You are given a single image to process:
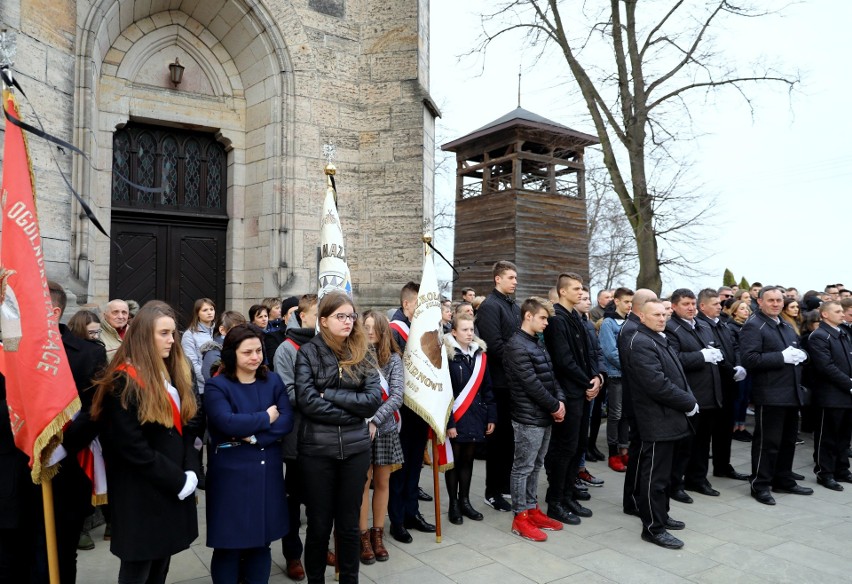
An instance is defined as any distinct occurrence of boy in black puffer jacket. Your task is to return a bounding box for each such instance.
[503,297,566,542]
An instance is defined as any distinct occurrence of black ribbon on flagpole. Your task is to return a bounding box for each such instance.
[1,65,164,245]
[424,239,461,282]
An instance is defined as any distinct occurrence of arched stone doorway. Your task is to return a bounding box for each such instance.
[71,0,301,311]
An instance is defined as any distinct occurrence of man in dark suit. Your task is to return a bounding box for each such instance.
[696,288,750,482]
[623,300,698,550]
[740,286,812,505]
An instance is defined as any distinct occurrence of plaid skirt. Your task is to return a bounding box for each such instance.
[372,427,404,470]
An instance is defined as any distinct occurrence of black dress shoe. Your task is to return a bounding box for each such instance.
[751,489,776,505]
[404,513,436,532]
[772,484,814,496]
[588,445,606,461]
[585,449,602,462]
[641,530,684,550]
[665,517,686,531]
[547,502,581,525]
[685,483,720,497]
[817,476,844,492]
[389,523,412,543]
[563,498,593,518]
[713,468,749,481]
[448,501,463,525]
[573,488,591,501]
[459,498,483,521]
[835,472,852,483]
[670,489,693,504]
[791,471,805,481]
[417,487,433,502]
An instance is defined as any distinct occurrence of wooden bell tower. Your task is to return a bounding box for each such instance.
[441,108,599,299]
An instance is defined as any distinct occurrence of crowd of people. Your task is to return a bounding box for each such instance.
[1,271,850,583]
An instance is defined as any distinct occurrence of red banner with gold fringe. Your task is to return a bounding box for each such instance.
[1,89,80,483]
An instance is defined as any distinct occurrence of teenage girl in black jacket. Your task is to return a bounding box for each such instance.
[294,291,382,584]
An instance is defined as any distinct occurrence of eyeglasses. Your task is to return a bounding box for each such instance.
[331,313,358,323]
[88,329,102,338]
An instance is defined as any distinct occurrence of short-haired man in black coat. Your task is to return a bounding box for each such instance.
[623,300,698,550]
[542,273,603,525]
[808,301,852,491]
[740,286,812,505]
[665,288,724,502]
[476,260,522,512]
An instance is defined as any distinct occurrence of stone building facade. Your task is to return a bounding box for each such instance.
[0,0,436,318]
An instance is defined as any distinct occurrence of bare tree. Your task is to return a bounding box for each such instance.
[475,1,797,293]
[585,164,637,290]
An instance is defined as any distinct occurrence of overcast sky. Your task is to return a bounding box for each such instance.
[429,1,851,295]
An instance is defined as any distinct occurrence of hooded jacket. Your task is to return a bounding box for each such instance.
[444,334,496,442]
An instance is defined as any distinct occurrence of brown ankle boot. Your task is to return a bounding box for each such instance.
[370,527,389,561]
[359,530,376,565]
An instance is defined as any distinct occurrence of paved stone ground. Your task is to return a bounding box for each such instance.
[78,428,852,583]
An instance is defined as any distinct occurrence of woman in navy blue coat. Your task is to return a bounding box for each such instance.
[444,313,496,524]
[204,324,294,584]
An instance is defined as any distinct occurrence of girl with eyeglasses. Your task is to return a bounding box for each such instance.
[68,309,104,344]
[294,291,383,584]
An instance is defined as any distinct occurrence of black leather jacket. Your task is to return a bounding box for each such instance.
[504,330,564,426]
[294,336,383,459]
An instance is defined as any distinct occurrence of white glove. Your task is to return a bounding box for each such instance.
[686,403,700,417]
[733,366,747,382]
[178,471,198,500]
[792,348,807,364]
[701,347,724,364]
[47,445,67,466]
[782,346,799,364]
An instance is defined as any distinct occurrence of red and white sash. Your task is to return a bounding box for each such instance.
[77,437,108,505]
[431,427,454,471]
[389,320,409,342]
[452,352,487,423]
[378,370,402,431]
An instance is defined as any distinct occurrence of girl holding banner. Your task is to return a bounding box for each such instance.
[443,313,496,525]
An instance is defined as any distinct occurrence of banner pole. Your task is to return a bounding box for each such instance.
[41,478,60,584]
[432,439,442,543]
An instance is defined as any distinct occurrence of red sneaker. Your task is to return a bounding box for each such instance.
[511,511,548,542]
[608,455,626,472]
[529,506,563,531]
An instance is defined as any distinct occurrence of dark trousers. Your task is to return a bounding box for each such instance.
[668,434,692,493]
[118,558,170,584]
[622,417,642,513]
[388,407,428,525]
[685,409,718,487]
[281,458,304,561]
[751,405,799,492]
[211,547,272,584]
[544,395,589,504]
[637,440,676,536]
[485,386,514,495]
[814,408,852,478]
[712,384,737,473]
[301,449,371,584]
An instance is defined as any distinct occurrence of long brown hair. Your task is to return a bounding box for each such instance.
[362,309,400,368]
[67,310,101,340]
[92,301,197,426]
[318,292,372,374]
[186,297,215,332]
